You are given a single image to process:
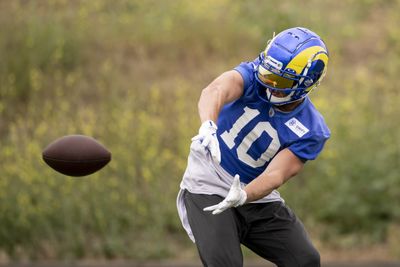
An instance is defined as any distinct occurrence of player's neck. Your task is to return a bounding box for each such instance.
[274,98,304,112]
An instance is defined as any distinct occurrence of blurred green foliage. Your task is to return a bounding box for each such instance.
[0,0,399,260]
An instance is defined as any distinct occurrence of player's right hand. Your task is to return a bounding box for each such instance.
[191,120,221,163]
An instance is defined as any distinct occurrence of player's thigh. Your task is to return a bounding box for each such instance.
[242,202,320,267]
[183,190,243,267]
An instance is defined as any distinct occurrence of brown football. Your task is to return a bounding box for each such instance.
[42,135,111,177]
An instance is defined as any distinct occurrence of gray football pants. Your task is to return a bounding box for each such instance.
[183,190,320,267]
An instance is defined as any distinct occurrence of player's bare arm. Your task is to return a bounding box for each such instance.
[198,70,244,123]
[244,148,304,202]
[203,148,304,214]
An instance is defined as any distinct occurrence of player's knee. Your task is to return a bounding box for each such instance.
[200,243,242,267]
[298,247,320,267]
[207,255,242,267]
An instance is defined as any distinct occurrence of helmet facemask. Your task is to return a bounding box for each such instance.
[255,52,318,105]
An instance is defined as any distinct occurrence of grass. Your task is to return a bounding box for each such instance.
[0,0,399,260]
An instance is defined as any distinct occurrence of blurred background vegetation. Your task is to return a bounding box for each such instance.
[0,0,399,262]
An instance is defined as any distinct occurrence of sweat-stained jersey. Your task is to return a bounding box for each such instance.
[177,59,330,242]
[218,59,331,184]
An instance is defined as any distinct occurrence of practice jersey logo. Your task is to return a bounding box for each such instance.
[285,118,309,137]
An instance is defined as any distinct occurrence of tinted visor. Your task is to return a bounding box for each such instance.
[257,64,295,90]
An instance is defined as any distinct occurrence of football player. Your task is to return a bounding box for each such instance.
[177,27,330,267]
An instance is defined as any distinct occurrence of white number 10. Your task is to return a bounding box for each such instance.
[220,107,281,168]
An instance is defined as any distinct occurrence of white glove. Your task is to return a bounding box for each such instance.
[191,120,221,163]
[203,175,247,215]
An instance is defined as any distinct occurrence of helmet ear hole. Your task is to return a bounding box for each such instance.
[307,59,326,85]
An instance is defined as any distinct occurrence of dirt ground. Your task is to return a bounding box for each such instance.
[1,260,400,267]
[2,246,399,267]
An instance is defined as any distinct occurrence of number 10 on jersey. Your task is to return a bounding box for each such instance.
[220,107,281,168]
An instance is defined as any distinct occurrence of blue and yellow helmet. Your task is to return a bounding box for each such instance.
[255,27,329,105]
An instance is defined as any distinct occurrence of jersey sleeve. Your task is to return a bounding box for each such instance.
[288,132,330,162]
[234,59,257,97]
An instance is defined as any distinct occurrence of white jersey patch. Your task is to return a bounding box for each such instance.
[285,118,309,138]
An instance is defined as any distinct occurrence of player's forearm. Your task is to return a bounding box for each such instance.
[244,170,287,202]
[198,86,224,123]
[243,148,303,202]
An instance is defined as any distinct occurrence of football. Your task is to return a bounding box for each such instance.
[42,135,111,177]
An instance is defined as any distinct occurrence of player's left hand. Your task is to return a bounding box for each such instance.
[203,174,247,215]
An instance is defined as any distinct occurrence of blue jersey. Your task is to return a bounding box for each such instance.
[217,60,331,184]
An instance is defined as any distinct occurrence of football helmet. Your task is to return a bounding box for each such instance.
[254,27,329,105]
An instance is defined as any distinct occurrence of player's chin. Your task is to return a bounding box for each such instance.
[269,89,288,98]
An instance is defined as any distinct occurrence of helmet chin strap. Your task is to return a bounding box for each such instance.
[266,89,295,105]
